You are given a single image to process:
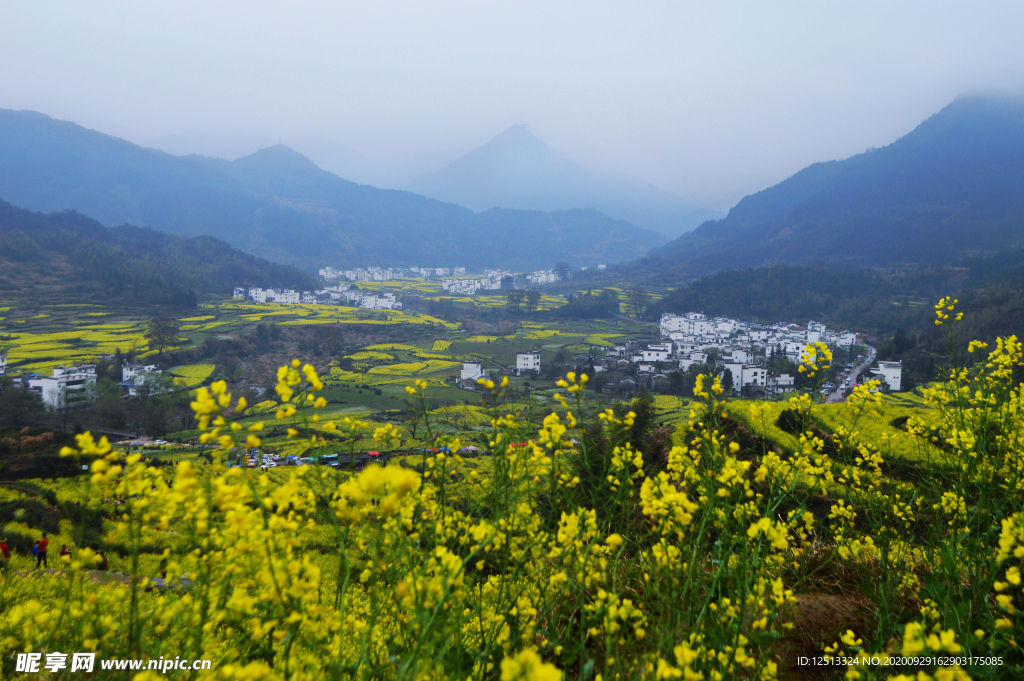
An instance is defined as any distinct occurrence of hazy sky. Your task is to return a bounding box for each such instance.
[2,1,1023,210]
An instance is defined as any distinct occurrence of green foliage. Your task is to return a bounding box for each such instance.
[144,316,180,356]
[0,376,47,428]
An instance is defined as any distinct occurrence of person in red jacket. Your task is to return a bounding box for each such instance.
[0,536,10,574]
[36,532,49,569]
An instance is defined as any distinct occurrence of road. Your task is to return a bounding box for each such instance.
[824,345,876,403]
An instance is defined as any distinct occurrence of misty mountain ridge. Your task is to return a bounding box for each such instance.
[410,125,721,238]
[0,198,316,307]
[0,109,665,270]
[644,94,1024,278]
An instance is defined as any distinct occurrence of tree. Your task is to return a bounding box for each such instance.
[626,286,647,318]
[0,375,47,428]
[145,316,180,357]
[721,368,734,393]
[524,289,541,312]
[613,385,656,451]
[599,288,619,314]
[506,288,526,311]
[667,370,685,396]
[554,262,571,281]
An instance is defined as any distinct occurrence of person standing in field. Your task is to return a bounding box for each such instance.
[0,536,10,574]
[36,532,49,568]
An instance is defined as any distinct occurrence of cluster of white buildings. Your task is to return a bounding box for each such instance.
[234,287,402,310]
[320,264,567,297]
[598,311,893,395]
[13,361,168,409]
[525,270,559,285]
[319,266,467,282]
[630,311,901,394]
[441,270,512,296]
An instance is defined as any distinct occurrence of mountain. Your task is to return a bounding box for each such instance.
[0,110,664,270]
[647,95,1024,278]
[0,198,316,307]
[410,125,720,238]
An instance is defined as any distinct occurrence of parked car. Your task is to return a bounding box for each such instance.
[154,440,168,445]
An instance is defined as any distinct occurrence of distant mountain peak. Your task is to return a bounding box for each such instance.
[0,108,662,270]
[233,145,320,172]
[409,125,720,236]
[460,124,558,165]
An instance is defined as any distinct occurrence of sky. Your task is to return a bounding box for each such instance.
[2,1,1023,211]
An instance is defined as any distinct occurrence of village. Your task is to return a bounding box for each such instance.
[311,264,591,297]
[0,306,901,413]
[232,286,403,310]
[458,311,900,399]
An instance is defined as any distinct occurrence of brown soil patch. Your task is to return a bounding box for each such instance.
[776,591,873,680]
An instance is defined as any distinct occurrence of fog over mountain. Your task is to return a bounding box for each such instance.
[0,109,665,271]
[410,126,721,238]
[641,95,1024,278]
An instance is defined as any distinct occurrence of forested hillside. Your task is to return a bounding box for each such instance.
[0,199,316,307]
[651,255,1024,335]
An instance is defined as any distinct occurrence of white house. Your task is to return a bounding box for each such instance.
[641,342,673,363]
[460,361,485,382]
[122,363,159,383]
[28,364,97,409]
[720,362,745,392]
[660,312,713,338]
[740,365,768,390]
[836,331,858,348]
[871,361,902,391]
[783,341,805,362]
[678,356,699,371]
[0,351,7,375]
[232,287,247,299]
[768,373,796,394]
[121,363,164,397]
[516,351,541,375]
[725,348,751,364]
[608,343,628,358]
